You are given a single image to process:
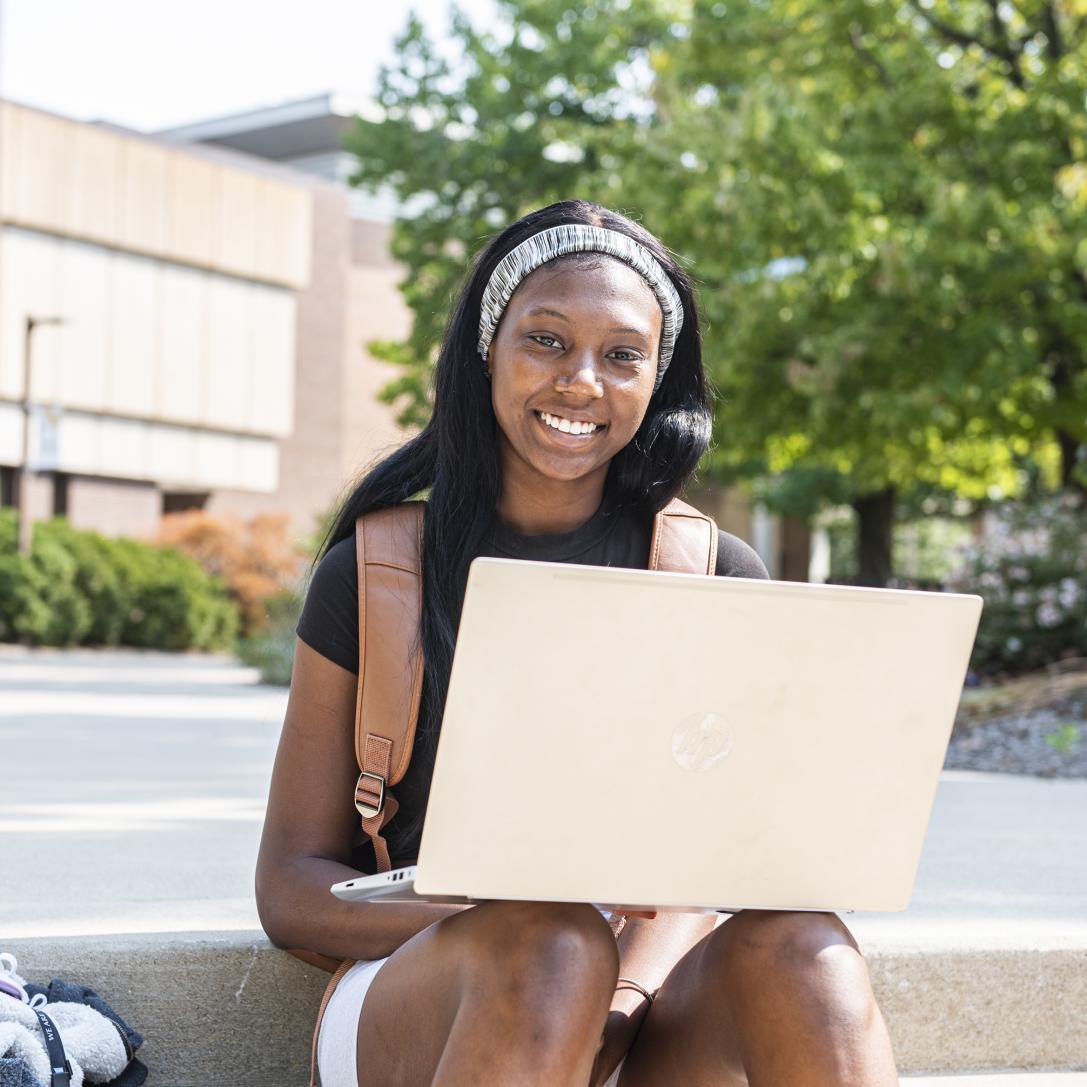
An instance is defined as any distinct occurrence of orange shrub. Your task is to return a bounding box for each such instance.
[157,511,306,637]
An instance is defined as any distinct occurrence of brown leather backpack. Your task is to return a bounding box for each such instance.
[301,497,719,1084]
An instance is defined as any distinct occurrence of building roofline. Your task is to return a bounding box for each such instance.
[0,95,344,193]
[154,91,379,141]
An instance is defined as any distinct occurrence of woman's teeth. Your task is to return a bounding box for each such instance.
[538,411,600,436]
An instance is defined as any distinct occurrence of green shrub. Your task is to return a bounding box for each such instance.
[235,588,302,686]
[36,519,128,645]
[0,511,238,652]
[112,540,238,651]
[0,512,91,646]
[0,510,47,643]
[30,521,93,646]
[948,493,1087,676]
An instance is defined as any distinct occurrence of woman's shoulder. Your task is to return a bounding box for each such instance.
[307,533,359,599]
[295,534,360,674]
[714,529,770,580]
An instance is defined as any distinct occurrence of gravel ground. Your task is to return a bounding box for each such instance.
[945,699,1087,778]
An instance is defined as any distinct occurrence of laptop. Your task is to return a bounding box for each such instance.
[332,557,982,913]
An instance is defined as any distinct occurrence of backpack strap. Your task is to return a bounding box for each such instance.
[353,501,426,873]
[649,497,718,574]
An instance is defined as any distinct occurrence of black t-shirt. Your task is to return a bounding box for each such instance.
[295,497,769,867]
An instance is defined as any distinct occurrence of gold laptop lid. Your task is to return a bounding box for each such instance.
[415,559,982,913]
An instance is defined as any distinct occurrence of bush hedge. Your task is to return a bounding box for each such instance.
[234,589,303,686]
[156,510,305,638]
[0,511,237,651]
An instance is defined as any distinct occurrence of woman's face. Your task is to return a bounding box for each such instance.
[487,256,663,493]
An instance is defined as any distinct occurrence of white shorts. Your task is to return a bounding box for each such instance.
[316,956,626,1087]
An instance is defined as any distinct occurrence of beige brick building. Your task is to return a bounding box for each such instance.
[0,95,404,546]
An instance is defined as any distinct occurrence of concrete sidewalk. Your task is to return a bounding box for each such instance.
[1,647,282,939]
[3,646,1086,1082]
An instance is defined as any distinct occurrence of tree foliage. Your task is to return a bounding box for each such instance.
[668,0,1087,504]
[347,2,674,427]
[346,0,1087,576]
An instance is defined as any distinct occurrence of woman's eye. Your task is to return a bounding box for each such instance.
[529,334,562,349]
[609,350,643,363]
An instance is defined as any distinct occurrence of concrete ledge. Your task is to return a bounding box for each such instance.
[903,1078,1087,1085]
[6,931,1086,1084]
[867,946,1087,1073]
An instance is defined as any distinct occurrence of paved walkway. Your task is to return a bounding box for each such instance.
[2,646,1086,954]
[2,648,283,938]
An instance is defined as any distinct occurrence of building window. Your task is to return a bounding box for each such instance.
[162,491,210,515]
[53,473,70,517]
[0,467,15,508]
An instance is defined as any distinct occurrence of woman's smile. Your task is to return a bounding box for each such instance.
[532,409,608,442]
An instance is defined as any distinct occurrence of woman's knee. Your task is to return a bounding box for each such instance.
[720,909,859,959]
[705,910,877,1025]
[446,900,619,1002]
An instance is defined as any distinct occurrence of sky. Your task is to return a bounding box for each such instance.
[0,0,495,131]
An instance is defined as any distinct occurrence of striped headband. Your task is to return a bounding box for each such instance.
[477,224,684,391]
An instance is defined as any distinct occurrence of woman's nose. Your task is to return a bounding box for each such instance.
[557,351,604,397]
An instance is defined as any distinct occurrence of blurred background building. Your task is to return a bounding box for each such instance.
[0,94,405,545]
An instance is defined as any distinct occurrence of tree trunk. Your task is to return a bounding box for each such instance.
[852,486,896,587]
[779,515,812,582]
[1044,330,1085,495]
[1057,428,1086,495]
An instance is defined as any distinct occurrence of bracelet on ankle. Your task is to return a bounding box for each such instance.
[615,978,654,1005]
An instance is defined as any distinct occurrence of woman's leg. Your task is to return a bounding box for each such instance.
[617,910,898,1087]
[352,900,620,1087]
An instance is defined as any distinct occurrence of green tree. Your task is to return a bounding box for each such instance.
[663,0,1087,582]
[347,3,672,428]
[348,0,1087,583]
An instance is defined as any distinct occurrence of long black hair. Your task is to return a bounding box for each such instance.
[315,199,712,840]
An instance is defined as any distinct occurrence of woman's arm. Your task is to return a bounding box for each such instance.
[255,638,467,962]
[592,912,719,1086]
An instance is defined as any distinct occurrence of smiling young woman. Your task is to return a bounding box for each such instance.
[255,201,899,1087]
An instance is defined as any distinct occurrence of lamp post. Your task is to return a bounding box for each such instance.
[18,315,67,556]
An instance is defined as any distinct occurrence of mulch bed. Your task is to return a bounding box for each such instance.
[945,659,1087,779]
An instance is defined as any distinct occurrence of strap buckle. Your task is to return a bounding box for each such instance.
[33,1008,72,1087]
[354,771,386,820]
